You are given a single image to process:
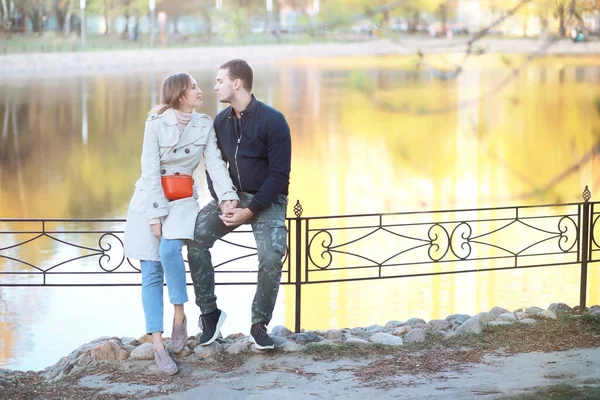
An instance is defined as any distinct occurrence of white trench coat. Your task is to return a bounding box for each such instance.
[124,108,238,261]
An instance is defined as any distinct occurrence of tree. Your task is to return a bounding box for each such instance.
[12,0,48,34]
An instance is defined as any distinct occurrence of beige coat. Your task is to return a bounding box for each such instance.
[124,108,238,261]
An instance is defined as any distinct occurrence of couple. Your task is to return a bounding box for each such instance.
[123,59,291,375]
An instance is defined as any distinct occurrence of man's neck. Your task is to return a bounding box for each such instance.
[231,93,253,118]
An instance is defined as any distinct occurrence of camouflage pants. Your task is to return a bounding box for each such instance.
[187,192,288,325]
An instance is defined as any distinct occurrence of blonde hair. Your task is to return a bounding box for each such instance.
[149,72,192,115]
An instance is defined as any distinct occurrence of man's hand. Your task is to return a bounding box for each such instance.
[219,200,239,217]
[150,223,162,240]
[219,208,253,227]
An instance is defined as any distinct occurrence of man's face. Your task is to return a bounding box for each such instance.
[214,68,235,103]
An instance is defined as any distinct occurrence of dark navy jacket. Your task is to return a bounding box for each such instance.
[207,96,291,215]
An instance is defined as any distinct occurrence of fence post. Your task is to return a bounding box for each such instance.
[293,200,303,333]
[580,186,592,311]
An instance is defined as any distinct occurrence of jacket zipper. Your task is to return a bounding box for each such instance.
[234,116,244,192]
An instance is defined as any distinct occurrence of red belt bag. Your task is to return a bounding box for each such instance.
[160,174,193,201]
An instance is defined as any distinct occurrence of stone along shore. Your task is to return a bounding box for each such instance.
[26,301,599,381]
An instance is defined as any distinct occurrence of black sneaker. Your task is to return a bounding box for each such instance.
[199,309,227,346]
[250,323,274,350]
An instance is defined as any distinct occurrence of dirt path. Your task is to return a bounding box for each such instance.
[59,347,600,400]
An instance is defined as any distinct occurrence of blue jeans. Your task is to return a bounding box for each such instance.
[141,238,189,334]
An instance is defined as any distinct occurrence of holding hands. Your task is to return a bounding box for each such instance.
[219,200,253,227]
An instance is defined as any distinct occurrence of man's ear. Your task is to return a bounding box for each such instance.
[233,78,242,91]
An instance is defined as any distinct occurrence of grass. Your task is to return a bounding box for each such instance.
[0,31,345,55]
[504,383,600,399]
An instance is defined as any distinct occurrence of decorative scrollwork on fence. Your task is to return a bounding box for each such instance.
[308,230,333,270]
[450,222,473,260]
[557,216,578,253]
[428,224,450,261]
[98,233,126,272]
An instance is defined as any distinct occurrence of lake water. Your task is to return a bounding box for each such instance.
[1,53,600,371]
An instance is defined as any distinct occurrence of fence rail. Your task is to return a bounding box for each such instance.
[1,187,597,332]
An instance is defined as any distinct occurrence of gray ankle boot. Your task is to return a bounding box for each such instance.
[154,349,178,375]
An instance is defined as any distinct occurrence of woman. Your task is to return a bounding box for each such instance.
[124,72,238,375]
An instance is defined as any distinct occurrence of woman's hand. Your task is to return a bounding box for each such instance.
[150,223,162,240]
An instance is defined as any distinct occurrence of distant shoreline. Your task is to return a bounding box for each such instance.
[1,38,599,78]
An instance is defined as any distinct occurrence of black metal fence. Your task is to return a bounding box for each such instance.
[1,187,598,332]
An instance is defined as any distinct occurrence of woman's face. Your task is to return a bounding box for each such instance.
[180,77,203,110]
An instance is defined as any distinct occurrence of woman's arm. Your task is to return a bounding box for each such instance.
[203,124,239,204]
[140,119,169,221]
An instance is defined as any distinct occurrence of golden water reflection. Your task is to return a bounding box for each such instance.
[1,54,600,369]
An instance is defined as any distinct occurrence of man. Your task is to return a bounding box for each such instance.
[187,59,291,350]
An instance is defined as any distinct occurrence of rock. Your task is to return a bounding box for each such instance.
[345,337,371,346]
[474,312,496,323]
[366,324,385,333]
[405,318,426,326]
[129,343,155,360]
[384,320,404,331]
[413,323,427,329]
[226,342,250,355]
[272,336,288,347]
[137,334,153,344]
[454,318,485,335]
[123,345,136,353]
[288,332,321,345]
[548,303,572,315]
[490,306,511,317]
[369,333,403,346]
[76,354,93,367]
[428,319,452,330]
[324,329,343,340]
[175,348,193,358]
[194,342,224,359]
[271,325,293,337]
[224,333,245,342]
[280,342,304,352]
[120,337,139,346]
[89,336,111,344]
[589,309,600,316]
[403,328,426,343]
[392,326,412,336]
[525,306,544,316]
[486,321,512,326]
[519,318,536,325]
[540,309,557,320]
[447,314,471,325]
[515,312,527,320]
[187,339,198,349]
[497,313,517,322]
[90,342,129,361]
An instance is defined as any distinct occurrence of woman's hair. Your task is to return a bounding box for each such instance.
[149,72,192,115]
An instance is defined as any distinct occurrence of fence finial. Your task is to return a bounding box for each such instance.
[583,186,591,202]
[293,200,303,217]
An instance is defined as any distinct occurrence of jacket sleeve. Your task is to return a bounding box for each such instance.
[247,113,291,214]
[204,122,239,203]
[141,119,169,220]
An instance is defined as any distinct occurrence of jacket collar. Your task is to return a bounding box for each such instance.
[227,95,258,119]
[162,108,204,126]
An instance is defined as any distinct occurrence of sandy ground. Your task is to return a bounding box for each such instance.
[63,347,600,400]
[1,38,599,78]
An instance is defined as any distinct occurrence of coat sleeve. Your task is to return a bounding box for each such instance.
[203,121,239,204]
[141,119,169,220]
[246,113,291,215]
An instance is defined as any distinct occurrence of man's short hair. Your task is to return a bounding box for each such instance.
[219,59,253,92]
